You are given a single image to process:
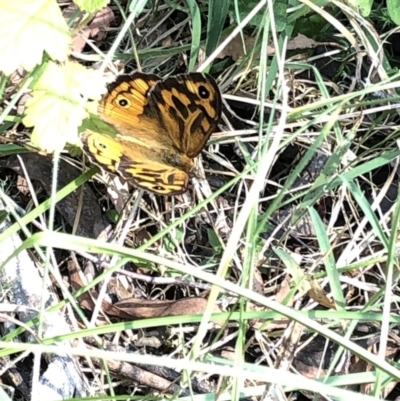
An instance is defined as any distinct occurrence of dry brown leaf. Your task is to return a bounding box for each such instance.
[114,297,219,318]
[212,33,321,62]
[68,260,221,319]
[213,33,256,61]
[307,278,336,310]
[63,3,115,53]
[275,274,293,305]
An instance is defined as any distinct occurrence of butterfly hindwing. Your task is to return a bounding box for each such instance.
[81,131,190,195]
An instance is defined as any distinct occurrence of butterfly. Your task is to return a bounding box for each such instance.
[81,72,222,195]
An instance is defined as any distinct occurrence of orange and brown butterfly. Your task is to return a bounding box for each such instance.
[80,72,222,195]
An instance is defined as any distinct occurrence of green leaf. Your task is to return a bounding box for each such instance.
[206,0,230,56]
[129,0,150,13]
[346,0,373,16]
[80,114,119,137]
[273,247,310,294]
[0,0,71,75]
[230,0,264,27]
[0,144,29,156]
[274,0,288,32]
[106,209,119,224]
[388,0,400,25]
[186,0,202,72]
[207,228,223,253]
[0,210,9,225]
[0,122,15,134]
[73,0,110,13]
[293,13,328,40]
[164,228,184,251]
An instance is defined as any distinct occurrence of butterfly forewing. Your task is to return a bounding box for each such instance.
[100,73,161,132]
[148,73,222,158]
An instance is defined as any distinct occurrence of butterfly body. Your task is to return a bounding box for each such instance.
[81,72,221,195]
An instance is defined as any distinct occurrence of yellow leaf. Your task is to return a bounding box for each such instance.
[22,61,107,153]
[73,0,110,13]
[0,0,71,75]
